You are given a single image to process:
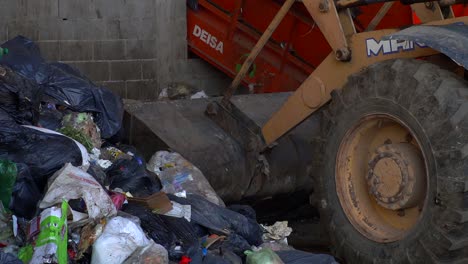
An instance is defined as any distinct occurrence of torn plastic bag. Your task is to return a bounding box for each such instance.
[122,240,169,264]
[148,151,224,207]
[122,203,199,256]
[1,36,124,138]
[40,164,116,220]
[245,248,284,264]
[0,110,87,193]
[91,216,150,264]
[9,163,42,219]
[170,194,263,247]
[276,250,338,264]
[0,251,23,264]
[106,158,161,197]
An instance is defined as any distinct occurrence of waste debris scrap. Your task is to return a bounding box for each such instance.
[0,36,337,264]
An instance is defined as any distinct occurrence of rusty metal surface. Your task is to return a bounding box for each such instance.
[124,93,321,202]
[387,23,468,69]
[124,98,247,202]
[206,99,266,192]
[367,143,426,210]
[335,114,427,243]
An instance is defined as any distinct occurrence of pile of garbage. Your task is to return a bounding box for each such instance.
[0,36,338,264]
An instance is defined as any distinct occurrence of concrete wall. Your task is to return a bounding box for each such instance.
[0,0,229,100]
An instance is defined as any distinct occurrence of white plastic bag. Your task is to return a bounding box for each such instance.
[147,151,224,207]
[91,216,150,264]
[40,163,117,219]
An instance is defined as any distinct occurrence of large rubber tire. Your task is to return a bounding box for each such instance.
[320,59,468,263]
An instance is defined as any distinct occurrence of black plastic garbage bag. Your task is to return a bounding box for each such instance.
[9,163,42,219]
[187,240,243,264]
[0,65,43,125]
[159,215,201,247]
[0,36,124,138]
[276,250,338,264]
[0,109,84,192]
[122,203,199,260]
[0,250,23,264]
[87,163,108,187]
[223,233,252,256]
[227,205,257,220]
[1,128,84,191]
[105,158,161,197]
[170,194,263,247]
[37,102,64,130]
[44,62,123,138]
[0,36,45,83]
[200,252,236,264]
[122,203,176,249]
[116,144,146,165]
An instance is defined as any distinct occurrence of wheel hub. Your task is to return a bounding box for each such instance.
[336,114,429,242]
[367,143,425,210]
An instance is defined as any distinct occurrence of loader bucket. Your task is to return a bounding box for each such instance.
[123,93,322,202]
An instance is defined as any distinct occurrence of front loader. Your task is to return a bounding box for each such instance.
[126,0,468,262]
